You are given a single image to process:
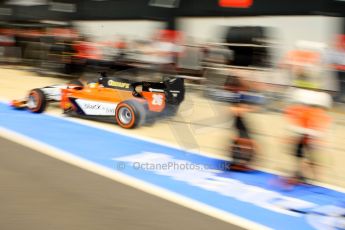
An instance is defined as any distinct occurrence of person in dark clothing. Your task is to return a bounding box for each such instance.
[293,134,314,183]
[229,103,256,171]
[234,113,250,139]
[336,71,345,103]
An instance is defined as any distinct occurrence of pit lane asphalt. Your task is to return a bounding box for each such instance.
[0,137,244,230]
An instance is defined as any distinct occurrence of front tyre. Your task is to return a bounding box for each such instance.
[27,88,47,113]
[115,100,146,129]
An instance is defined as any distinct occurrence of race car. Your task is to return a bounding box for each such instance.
[11,72,185,129]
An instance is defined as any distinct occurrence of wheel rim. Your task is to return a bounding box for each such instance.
[118,107,133,125]
[27,95,38,109]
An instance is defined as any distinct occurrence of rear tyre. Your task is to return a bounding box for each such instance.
[115,100,146,129]
[27,88,47,113]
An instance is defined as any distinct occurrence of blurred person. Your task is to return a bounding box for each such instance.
[73,36,102,63]
[284,89,332,185]
[280,40,326,90]
[327,35,345,103]
[0,28,15,47]
[72,35,108,75]
[227,70,260,171]
[99,36,128,62]
[144,30,183,76]
[46,35,78,75]
[229,102,256,171]
[114,36,128,61]
[0,28,15,62]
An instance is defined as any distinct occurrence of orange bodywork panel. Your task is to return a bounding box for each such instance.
[61,85,166,113]
[141,91,166,112]
[61,86,133,110]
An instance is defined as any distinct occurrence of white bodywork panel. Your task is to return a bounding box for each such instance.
[75,99,117,116]
[40,84,68,101]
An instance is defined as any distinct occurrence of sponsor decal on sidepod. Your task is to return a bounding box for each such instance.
[76,99,116,116]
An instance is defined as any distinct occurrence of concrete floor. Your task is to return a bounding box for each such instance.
[0,137,242,230]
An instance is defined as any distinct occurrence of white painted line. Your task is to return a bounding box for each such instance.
[0,127,271,230]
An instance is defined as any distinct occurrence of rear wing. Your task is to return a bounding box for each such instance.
[141,78,185,105]
[98,72,185,105]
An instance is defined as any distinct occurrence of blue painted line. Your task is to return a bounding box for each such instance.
[1,103,345,230]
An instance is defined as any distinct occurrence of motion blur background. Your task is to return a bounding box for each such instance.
[0,0,344,93]
[2,0,345,229]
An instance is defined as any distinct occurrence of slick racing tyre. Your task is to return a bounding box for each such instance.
[115,100,146,129]
[27,88,47,113]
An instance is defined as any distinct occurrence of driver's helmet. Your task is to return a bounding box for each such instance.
[88,82,99,88]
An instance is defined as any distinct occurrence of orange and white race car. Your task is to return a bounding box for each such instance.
[11,72,185,129]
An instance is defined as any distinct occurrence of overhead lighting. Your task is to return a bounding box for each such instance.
[40,20,69,25]
[5,0,48,6]
[219,0,253,8]
[149,0,180,8]
[50,1,76,13]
